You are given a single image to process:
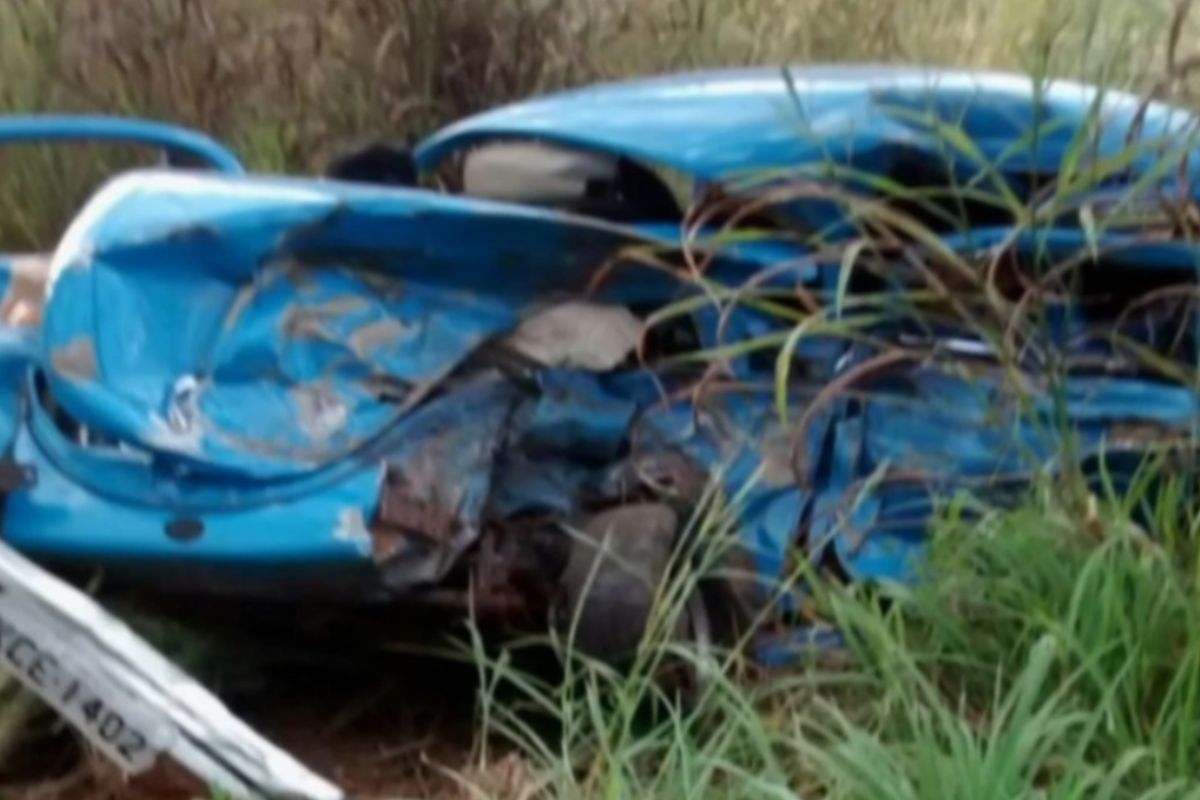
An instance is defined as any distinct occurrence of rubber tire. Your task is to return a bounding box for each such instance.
[556,503,678,660]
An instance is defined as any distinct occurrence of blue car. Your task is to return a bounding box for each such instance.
[1,66,1198,662]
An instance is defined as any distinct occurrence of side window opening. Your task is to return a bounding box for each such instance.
[457,139,683,223]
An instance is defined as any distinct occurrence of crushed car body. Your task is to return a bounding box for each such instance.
[1,66,1199,670]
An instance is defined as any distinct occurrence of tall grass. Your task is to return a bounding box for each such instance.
[457,469,1200,798]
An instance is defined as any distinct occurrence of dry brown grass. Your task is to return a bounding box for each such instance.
[1,0,1195,249]
[6,0,1196,155]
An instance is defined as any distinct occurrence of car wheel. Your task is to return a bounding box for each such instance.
[555,502,679,660]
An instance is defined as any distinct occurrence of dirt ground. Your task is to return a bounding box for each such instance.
[3,658,489,799]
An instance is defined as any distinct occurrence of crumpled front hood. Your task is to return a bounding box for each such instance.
[37,170,806,483]
[40,172,630,480]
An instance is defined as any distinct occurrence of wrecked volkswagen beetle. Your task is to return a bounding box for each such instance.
[2,67,1200,666]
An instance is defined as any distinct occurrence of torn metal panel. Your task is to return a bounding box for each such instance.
[633,386,835,606]
[0,539,341,800]
[802,357,1200,583]
[371,375,520,587]
[37,169,814,489]
[520,371,638,460]
[38,172,658,481]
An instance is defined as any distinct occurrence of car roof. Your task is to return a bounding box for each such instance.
[415,65,1198,183]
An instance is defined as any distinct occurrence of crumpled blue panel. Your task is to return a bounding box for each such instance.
[488,452,597,517]
[490,371,665,516]
[857,369,1062,476]
[488,374,664,518]
[520,371,638,461]
[39,173,642,481]
[43,175,347,478]
[810,364,1200,582]
[371,375,521,586]
[198,262,515,469]
[41,171,826,485]
[636,386,834,602]
[830,487,932,585]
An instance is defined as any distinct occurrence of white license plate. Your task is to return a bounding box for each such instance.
[0,540,342,800]
[0,601,169,773]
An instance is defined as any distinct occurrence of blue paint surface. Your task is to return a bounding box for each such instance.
[0,115,243,174]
